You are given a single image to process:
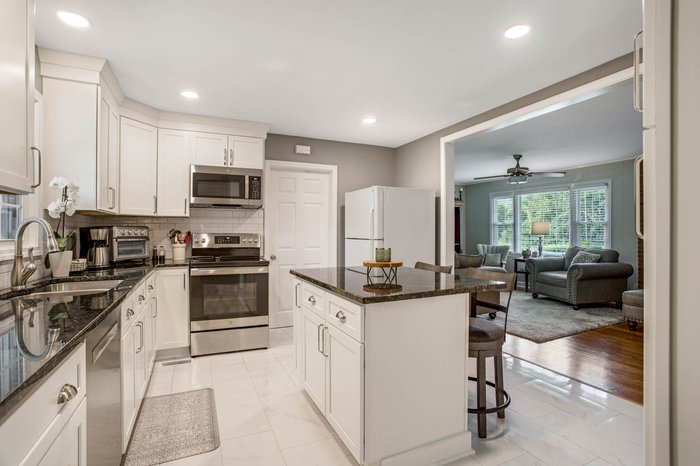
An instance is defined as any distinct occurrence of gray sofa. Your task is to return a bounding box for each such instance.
[525,246,634,309]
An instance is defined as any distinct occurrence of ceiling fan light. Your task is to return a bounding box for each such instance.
[507,175,529,185]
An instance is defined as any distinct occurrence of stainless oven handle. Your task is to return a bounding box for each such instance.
[190,267,269,276]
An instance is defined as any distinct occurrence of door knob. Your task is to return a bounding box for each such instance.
[270,255,277,260]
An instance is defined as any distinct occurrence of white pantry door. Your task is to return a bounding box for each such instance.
[266,162,337,328]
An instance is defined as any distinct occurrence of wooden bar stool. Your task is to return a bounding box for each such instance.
[461,269,516,438]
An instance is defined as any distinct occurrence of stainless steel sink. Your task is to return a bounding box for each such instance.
[24,280,124,298]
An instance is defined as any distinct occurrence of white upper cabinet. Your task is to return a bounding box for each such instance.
[97,93,120,213]
[192,132,229,167]
[157,129,191,217]
[0,0,36,194]
[229,135,264,169]
[120,117,158,216]
[42,77,121,214]
[191,132,264,169]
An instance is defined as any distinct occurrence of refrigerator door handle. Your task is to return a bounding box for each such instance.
[369,206,375,260]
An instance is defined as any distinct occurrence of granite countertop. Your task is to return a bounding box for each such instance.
[290,266,506,305]
[0,259,190,422]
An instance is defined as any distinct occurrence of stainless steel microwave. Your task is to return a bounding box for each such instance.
[190,165,263,208]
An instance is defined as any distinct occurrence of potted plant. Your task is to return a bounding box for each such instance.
[522,248,531,259]
[45,177,79,277]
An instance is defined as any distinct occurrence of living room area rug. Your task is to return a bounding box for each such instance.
[493,291,625,343]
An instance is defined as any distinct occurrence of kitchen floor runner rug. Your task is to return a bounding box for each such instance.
[124,388,220,466]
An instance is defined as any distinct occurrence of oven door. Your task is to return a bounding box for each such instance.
[189,266,269,331]
[112,238,149,261]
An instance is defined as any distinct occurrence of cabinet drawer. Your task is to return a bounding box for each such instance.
[301,282,326,317]
[0,343,86,466]
[327,293,363,342]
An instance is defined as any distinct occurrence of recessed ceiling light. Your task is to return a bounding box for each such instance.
[362,117,377,125]
[56,10,91,28]
[180,90,199,99]
[504,24,530,39]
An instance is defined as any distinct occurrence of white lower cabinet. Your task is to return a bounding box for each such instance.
[326,325,364,461]
[0,343,87,466]
[300,294,364,464]
[36,398,87,466]
[156,267,189,350]
[302,307,327,411]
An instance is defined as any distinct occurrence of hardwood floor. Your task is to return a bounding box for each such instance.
[503,323,644,404]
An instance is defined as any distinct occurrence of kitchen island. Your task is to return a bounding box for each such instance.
[290,266,505,466]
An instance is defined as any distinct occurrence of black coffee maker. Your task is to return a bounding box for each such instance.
[79,227,111,268]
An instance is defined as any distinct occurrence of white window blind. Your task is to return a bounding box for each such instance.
[0,194,23,240]
[518,190,570,253]
[574,185,609,249]
[492,195,514,249]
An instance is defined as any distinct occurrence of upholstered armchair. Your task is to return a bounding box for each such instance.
[476,244,510,267]
[525,246,634,309]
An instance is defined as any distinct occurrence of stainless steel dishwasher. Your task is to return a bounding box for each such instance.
[85,306,122,465]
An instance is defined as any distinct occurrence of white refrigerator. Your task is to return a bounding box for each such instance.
[344,186,435,267]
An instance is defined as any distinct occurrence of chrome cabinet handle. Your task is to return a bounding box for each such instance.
[148,285,154,291]
[335,311,346,323]
[30,146,42,188]
[322,326,329,357]
[135,322,144,353]
[57,384,78,405]
[634,155,644,239]
[295,283,300,307]
[229,148,233,166]
[308,296,316,305]
[633,30,643,112]
[184,198,188,215]
[153,298,158,318]
[224,147,228,165]
[270,255,277,260]
[126,308,134,317]
[109,187,116,209]
[138,295,145,302]
[317,323,324,354]
[153,195,157,215]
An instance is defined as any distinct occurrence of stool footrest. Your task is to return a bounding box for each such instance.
[467,376,511,415]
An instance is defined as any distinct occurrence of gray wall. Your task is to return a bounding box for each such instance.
[265,133,395,265]
[673,0,700,463]
[460,160,638,286]
[393,54,634,193]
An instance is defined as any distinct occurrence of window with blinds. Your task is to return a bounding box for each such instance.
[518,190,570,253]
[0,194,23,240]
[492,195,514,248]
[574,185,609,249]
[490,182,610,253]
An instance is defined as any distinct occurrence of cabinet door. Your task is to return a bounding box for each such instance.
[326,326,364,462]
[121,324,136,450]
[229,136,264,169]
[157,129,191,216]
[97,95,120,213]
[156,268,190,350]
[0,0,35,194]
[302,309,326,412]
[120,117,157,215]
[293,279,304,378]
[134,318,147,403]
[35,398,87,466]
[192,132,228,167]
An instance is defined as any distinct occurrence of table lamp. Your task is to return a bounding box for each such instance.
[531,221,550,256]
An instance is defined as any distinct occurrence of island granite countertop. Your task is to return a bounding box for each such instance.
[0,259,190,422]
[290,266,505,305]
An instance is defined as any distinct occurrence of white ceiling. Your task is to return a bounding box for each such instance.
[453,80,643,184]
[36,0,642,148]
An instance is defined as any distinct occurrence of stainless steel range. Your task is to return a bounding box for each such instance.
[189,233,269,356]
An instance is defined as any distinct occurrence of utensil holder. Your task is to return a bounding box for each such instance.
[172,243,186,261]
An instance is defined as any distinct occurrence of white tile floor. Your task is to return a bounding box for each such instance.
[146,328,643,466]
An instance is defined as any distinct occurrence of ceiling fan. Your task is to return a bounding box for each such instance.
[474,154,566,184]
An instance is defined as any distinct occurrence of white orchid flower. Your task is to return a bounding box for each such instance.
[47,200,63,218]
[64,200,77,216]
[49,176,69,189]
[68,181,80,193]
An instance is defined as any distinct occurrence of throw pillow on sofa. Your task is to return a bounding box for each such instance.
[483,253,502,267]
[456,254,483,268]
[569,251,601,266]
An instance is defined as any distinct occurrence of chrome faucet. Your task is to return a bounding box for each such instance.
[11,216,60,291]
